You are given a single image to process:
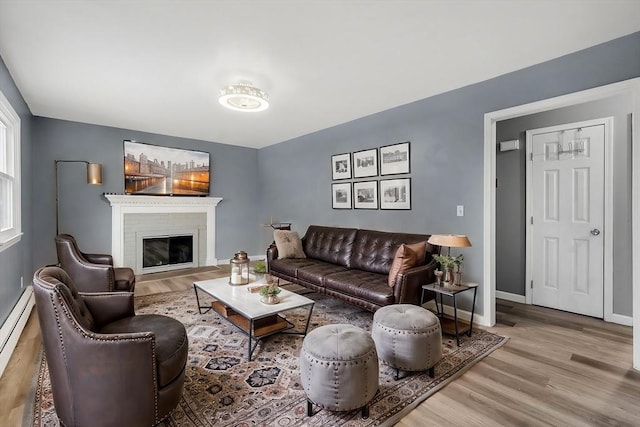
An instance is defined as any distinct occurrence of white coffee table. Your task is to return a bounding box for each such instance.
[193,276,314,360]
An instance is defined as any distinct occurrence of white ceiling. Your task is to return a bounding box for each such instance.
[0,1,639,149]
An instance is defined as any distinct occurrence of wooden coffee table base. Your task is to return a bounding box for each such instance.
[193,282,314,360]
[210,301,289,337]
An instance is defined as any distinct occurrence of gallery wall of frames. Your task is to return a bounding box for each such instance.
[330,141,411,210]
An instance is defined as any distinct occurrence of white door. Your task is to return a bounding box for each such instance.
[528,121,606,318]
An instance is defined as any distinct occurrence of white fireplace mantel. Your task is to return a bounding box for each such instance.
[104,194,223,267]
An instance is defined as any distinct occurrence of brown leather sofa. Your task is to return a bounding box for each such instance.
[33,266,187,427]
[267,225,440,312]
[55,233,136,292]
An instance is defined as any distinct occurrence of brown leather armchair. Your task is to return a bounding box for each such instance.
[55,234,135,292]
[33,266,188,427]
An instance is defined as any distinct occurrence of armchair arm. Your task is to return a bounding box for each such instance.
[67,259,115,292]
[83,252,114,265]
[80,292,135,328]
[394,258,438,305]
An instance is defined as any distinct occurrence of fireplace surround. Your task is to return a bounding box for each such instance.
[104,195,222,272]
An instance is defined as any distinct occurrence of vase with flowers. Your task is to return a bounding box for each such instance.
[432,254,464,284]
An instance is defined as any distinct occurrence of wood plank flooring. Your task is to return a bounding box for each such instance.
[1,270,638,426]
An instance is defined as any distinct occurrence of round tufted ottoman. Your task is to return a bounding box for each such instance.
[300,324,379,418]
[371,304,442,379]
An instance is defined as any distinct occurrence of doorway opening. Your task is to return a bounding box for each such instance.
[483,78,640,369]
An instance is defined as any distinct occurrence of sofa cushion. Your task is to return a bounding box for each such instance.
[274,230,306,259]
[302,226,357,267]
[349,230,430,274]
[269,258,317,278]
[297,261,348,286]
[324,270,395,307]
[388,242,426,287]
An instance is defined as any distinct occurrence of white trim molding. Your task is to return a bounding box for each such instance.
[0,88,21,250]
[496,291,526,304]
[632,82,640,370]
[104,195,222,267]
[423,299,486,331]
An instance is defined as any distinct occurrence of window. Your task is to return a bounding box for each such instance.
[0,89,21,251]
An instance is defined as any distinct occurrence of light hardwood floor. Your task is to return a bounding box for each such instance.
[1,270,638,426]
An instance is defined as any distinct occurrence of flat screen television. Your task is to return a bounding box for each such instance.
[124,140,211,196]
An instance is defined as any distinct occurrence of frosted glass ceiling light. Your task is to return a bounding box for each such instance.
[219,81,269,112]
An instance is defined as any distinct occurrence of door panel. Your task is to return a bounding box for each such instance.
[531,123,604,318]
[543,237,559,289]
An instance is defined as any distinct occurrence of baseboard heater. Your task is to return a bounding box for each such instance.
[0,287,35,377]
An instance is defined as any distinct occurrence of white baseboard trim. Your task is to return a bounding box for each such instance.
[607,312,633,327]
[423,300,488,328]
[496,290,526,304]
[494,291,631,326]
[0,286,35,378]
[215,255,265,267]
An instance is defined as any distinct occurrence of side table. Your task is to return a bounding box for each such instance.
[421,282,478,346]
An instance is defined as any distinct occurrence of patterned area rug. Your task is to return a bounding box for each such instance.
[28,289,508,426]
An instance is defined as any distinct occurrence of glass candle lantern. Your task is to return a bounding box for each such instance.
[229,251,250,285]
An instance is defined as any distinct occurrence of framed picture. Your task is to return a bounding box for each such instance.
[353,148,378,178]
[353,181,378,209]
[380,178,411,210]
[380,141,410,175]
[331,153,351,180]
[331,183,352,209]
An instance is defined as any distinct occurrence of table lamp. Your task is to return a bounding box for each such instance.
[427,234,472,284]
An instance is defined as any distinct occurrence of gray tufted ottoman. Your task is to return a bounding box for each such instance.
[300,324,379,418]
[371,304,442,379]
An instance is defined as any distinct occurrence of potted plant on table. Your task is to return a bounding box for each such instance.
[252,260,267,282]
[259,283,281,304]
[433,254,463,285]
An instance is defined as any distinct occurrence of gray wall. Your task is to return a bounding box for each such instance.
[496,95,633,316]
[0,56,33,326]
[1,32,638,327]
[260,32,640,317]
[31,118,260,270]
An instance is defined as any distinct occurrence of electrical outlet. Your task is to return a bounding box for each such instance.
[20,276,24,289]
[456,205,464,217]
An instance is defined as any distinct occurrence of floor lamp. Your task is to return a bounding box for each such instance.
[55,160,103,235]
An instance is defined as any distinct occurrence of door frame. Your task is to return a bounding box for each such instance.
[524,118,613,319]
[483,77,640,370]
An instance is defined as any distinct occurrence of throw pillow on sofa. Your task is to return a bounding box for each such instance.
[387,241,427,287]
[274,230,307,259]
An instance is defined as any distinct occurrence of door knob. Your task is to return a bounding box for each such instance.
[590,229,601,236]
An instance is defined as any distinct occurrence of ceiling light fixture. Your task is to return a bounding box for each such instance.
[218,81,269,112]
